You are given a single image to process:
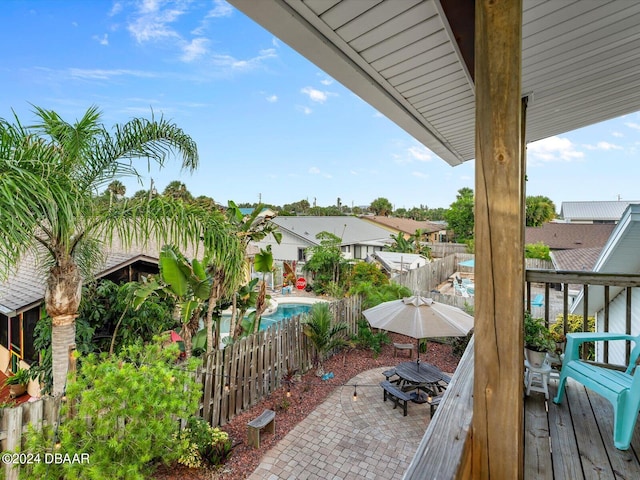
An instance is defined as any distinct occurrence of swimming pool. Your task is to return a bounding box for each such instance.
[218,301,314,333]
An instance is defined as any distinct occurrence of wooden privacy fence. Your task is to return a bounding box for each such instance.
[397,254,553,297]
[196,295,362,427]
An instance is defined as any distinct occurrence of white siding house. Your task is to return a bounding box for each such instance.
[253,216,393,263]
[571,204,640,365]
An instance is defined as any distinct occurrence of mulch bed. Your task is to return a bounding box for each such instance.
[153,334,462,479]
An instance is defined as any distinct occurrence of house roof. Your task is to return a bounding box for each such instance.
[0,251,159,317]
[272,216,393,247]
[360,216,444,235]
[559,201,639,222]
[228,0,640,166]
[572,204,640,314]
[524,223,615,250]
[550,247,602,272]
[370,251,427,274]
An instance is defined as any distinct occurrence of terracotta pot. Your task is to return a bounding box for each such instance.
[9,384,27,398]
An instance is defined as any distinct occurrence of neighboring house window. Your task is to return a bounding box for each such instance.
[298,248,305,262]
[354,246,362,258]
[0,313,8,351]
[23,309,39,363]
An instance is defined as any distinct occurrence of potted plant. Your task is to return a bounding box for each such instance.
[4,367,32,398]
[524,312,554,367]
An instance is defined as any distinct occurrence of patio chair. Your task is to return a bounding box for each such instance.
[553,332,640,450]
[531,294,544,307]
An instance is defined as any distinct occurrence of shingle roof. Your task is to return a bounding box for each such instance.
[272,216,393,247]
[525,223,615,250]
[550,248,602,271]
[360,216,444,235]
[559,201,639,222]
[0,249,159,316]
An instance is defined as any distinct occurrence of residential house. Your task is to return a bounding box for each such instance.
[368,251,429,277]
[0,250,160,395]
[525,222,616,299]
[571,204,640,365]
[360,216,447,243]
[559,201,638,224]
[254,216,393,263]
[525,223,615,251]
[228,1,640,477]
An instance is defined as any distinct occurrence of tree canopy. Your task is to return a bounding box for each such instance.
[0,105,201,394]
[526,195,557,226]
[444,187,475,242]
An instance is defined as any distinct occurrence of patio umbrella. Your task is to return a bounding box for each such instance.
[362,296,474,365]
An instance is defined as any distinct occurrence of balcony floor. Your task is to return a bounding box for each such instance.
[525,377,640,479]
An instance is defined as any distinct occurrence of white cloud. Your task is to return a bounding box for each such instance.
[127,0,186,43]
[211,48,277,71]
[266,94,278,103]
[68,68,157,80]
[206,0,233,18]
[411,171,429,178]
[309,167,320,174]
[181,37,209,62]
[625,122,640,131]
[109,2,123,16]
[296,105,312,115]
[319,76,334,86]
[392,143,434,164]
[612,131,624,138]
[527,136,584,162]
[301,86,335,103]
[92,34,109,46]
[407,145,432,162]
[583,141,623,151]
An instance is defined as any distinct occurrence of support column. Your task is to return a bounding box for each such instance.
[473,0,524,478]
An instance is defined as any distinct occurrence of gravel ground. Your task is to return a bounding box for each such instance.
[153,333,462,479]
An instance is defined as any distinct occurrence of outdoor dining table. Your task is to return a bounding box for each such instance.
[395,361,449,402]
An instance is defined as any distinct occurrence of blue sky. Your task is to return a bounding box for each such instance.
[2,0,639,210]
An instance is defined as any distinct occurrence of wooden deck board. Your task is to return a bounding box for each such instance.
[524,392,553,479]
[585,389,640,479]
[547,381,585,480]
[566,380,615,480]
[525,378,640,480]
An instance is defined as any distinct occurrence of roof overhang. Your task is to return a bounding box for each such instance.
[229,0,640,166]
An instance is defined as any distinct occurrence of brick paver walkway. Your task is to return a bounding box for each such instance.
[248,366,431,480]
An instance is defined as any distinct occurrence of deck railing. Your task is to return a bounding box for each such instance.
[405,269,640,478]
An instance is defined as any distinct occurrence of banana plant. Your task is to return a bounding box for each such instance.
[252,245,274,334]
[133,245,209,358]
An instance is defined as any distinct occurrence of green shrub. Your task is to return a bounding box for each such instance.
[176,417,232,468]
[551,313,596,360]
[19,340,201,480]
[525,242,551,261]
[351,319,390,356]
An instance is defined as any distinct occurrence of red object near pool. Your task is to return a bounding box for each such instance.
[296,277,307,290]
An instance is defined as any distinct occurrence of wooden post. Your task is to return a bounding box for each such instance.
[473,0,524,478]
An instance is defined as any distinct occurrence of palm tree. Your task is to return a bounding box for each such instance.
[302,302,348,376]
[0,106,200,395]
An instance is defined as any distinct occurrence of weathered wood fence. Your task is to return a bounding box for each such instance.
[0,295,363,476]
[396,254,552,302]
[197,295,362,427]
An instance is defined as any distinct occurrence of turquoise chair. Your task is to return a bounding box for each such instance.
[553,332,640,450]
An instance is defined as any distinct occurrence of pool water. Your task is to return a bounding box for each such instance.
[219,303,313,332]
[260,303,313,329]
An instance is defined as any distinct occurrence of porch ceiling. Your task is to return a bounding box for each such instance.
[228,0,640,166]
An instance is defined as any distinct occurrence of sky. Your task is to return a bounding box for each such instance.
[1,0,639,211]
